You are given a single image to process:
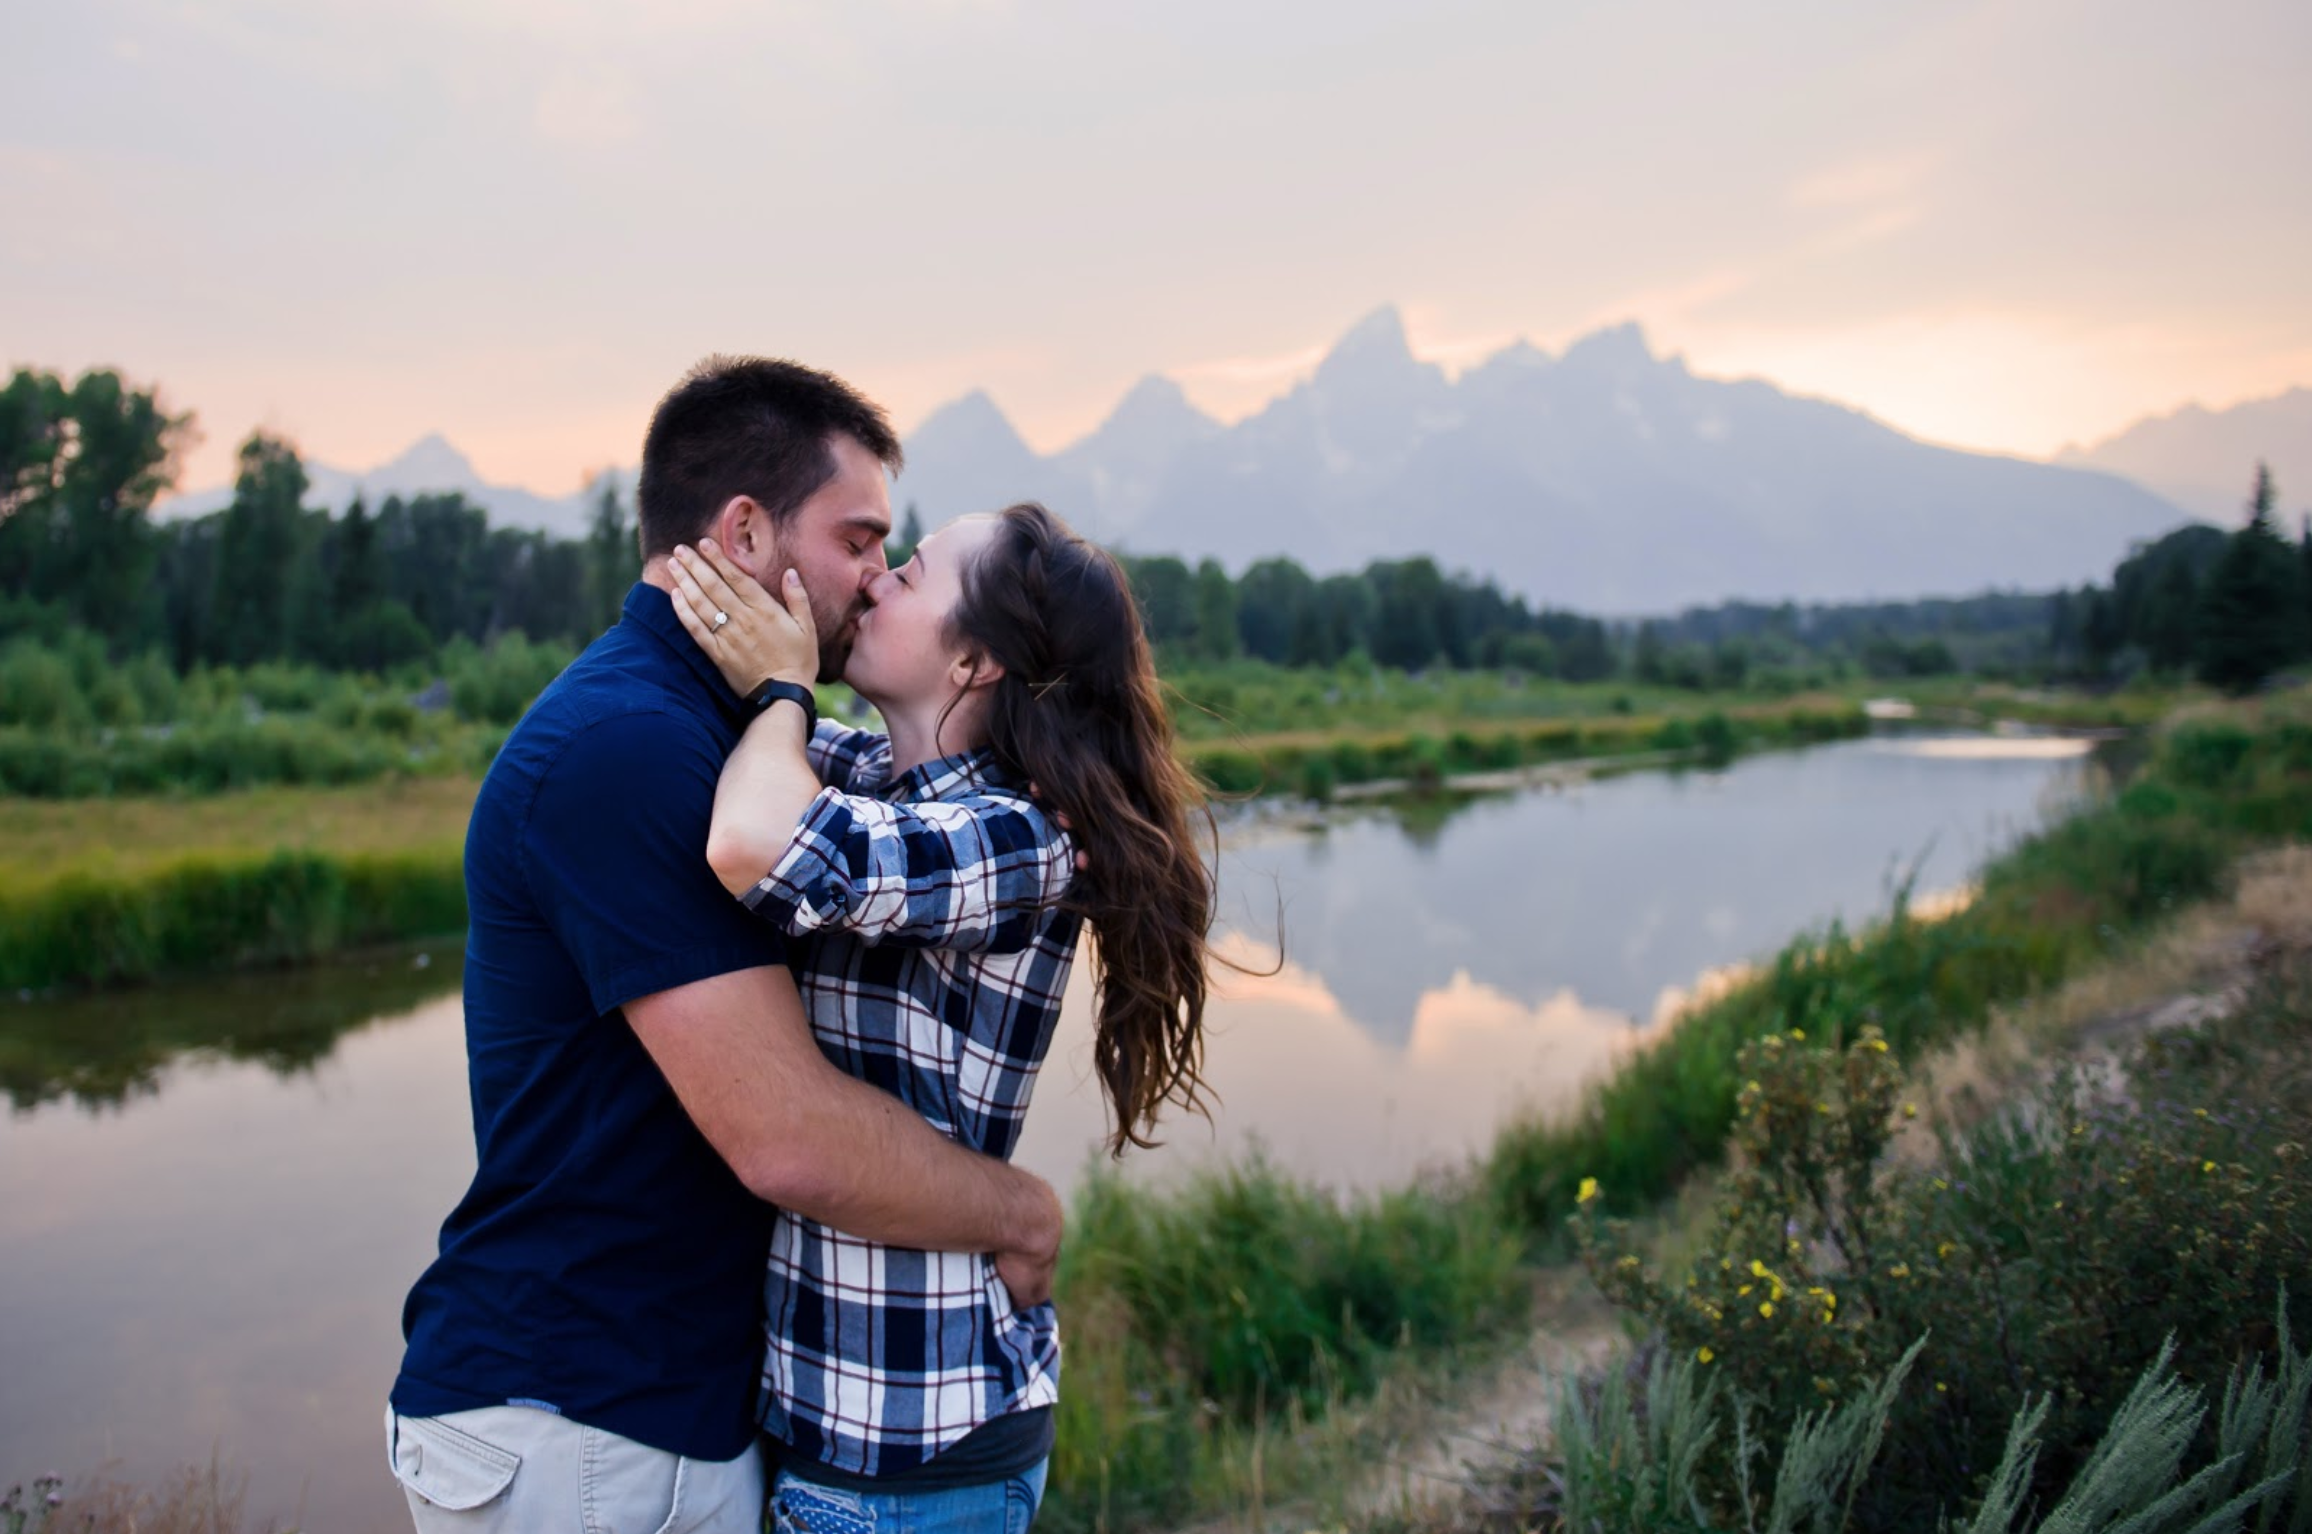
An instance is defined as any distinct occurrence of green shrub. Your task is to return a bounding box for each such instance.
[1297,753,1338,804]
[1575,994,2312,1531]
[1694,711,1738,767]
[0,638,92,730]
[2163,721,2257,791]
[442,633,573,725]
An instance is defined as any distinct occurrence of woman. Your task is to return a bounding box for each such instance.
[665,502,1215,1530]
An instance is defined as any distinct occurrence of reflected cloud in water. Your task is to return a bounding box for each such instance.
[1196,735,2092,1051]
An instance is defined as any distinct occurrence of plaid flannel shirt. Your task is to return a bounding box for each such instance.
[739,720,1078,1477]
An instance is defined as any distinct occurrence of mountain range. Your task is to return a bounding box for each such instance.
[156,309,2302,612]
[2059,388,2312,524]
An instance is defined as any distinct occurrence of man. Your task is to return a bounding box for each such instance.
[386,357,1063,1532]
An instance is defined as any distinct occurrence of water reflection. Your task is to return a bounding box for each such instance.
[1201,736,2094,1048]
[1,938,464,1113]
[1012,943,1688,1195]
[0,990,475,1534]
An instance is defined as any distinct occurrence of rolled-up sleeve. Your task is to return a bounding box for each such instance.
[806,721,888,793]
[739,788,1074,953]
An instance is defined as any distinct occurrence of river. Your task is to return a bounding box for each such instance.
[0,730,2097,1530]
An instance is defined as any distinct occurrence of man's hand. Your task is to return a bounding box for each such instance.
[669,539,818,694]
[994,1178,1065,1308]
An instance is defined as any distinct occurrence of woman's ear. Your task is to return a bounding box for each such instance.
[951,650,1005,693]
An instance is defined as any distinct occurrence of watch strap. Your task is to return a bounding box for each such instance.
[747,679,817,736]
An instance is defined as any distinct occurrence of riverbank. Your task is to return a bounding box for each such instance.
[1033,693,2312,1533]
[0,777,473,992]
[1347,843,2312,1534]
[0,683,2029,993]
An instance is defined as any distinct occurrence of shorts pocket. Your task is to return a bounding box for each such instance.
[389,1411,522,1512]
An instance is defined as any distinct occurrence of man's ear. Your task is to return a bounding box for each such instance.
[713,496,771,572]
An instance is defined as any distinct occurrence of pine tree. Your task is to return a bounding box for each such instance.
[1191,558,1239,661]
[2196,462,2307,694]
[584,474,633,631]
[209,432,309,665]
[887,502,923,567]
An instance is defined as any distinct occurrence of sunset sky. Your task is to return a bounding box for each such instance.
[7,0,2308,496]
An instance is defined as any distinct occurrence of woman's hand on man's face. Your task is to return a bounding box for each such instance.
[669,539,820,694]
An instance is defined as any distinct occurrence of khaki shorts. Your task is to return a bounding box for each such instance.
[386,1403,764,1533]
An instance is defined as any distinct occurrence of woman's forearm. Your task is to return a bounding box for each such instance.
[705,703,822,898]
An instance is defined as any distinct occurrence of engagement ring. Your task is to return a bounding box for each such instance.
[713,610,730,630]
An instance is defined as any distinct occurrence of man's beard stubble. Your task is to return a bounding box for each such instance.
[774,544,863,685]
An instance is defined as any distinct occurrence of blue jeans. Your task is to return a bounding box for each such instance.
[767,1462,1047,1534]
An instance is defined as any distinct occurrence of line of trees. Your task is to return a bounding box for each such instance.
[2,368,633,674]
[6,365,2307,698]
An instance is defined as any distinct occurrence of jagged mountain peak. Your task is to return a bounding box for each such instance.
[1085,374,1221,443]
[1558,321,1658,372]
[906,390,1036,469]
[1311,305,1425,386]
[371,432,481,487]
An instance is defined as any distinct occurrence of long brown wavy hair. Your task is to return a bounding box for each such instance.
[945,503,1217,1154]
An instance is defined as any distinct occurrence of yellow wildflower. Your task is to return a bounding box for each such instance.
[1577,1177,1600,1205]
[1888,1263,1911,1279]
[1791,1028,1805,1040]
[1938,1241,1956,1259]
[2203,1161,2218,1174]
[1903,1103,1919,1119]
[1759,1301,1775,1318]
[1750,1260,1768,1277]
[1697,1346,1715,1364]
[1868,1038,1889,1053]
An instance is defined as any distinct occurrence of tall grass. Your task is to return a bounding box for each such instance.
[1042,1159,1528,1532]
[0,849,466,991]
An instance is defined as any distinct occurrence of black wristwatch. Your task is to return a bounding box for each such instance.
[747,678,817,736]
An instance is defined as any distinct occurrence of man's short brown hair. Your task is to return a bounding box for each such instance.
[635,356,903,560]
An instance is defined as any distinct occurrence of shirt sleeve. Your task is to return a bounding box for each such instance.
[738,787,1075,954]
[807,721,889,793]
[522,709,788,1013]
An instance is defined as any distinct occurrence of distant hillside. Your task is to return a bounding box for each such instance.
[157,434,608,538]
[898,309,2189,613]
[2059,388,2312,525]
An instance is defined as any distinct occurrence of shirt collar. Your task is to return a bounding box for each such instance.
[888,746,1019,803]
[621,582,751,728]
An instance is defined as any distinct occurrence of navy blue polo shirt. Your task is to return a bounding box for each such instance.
[392,584,786,1460]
